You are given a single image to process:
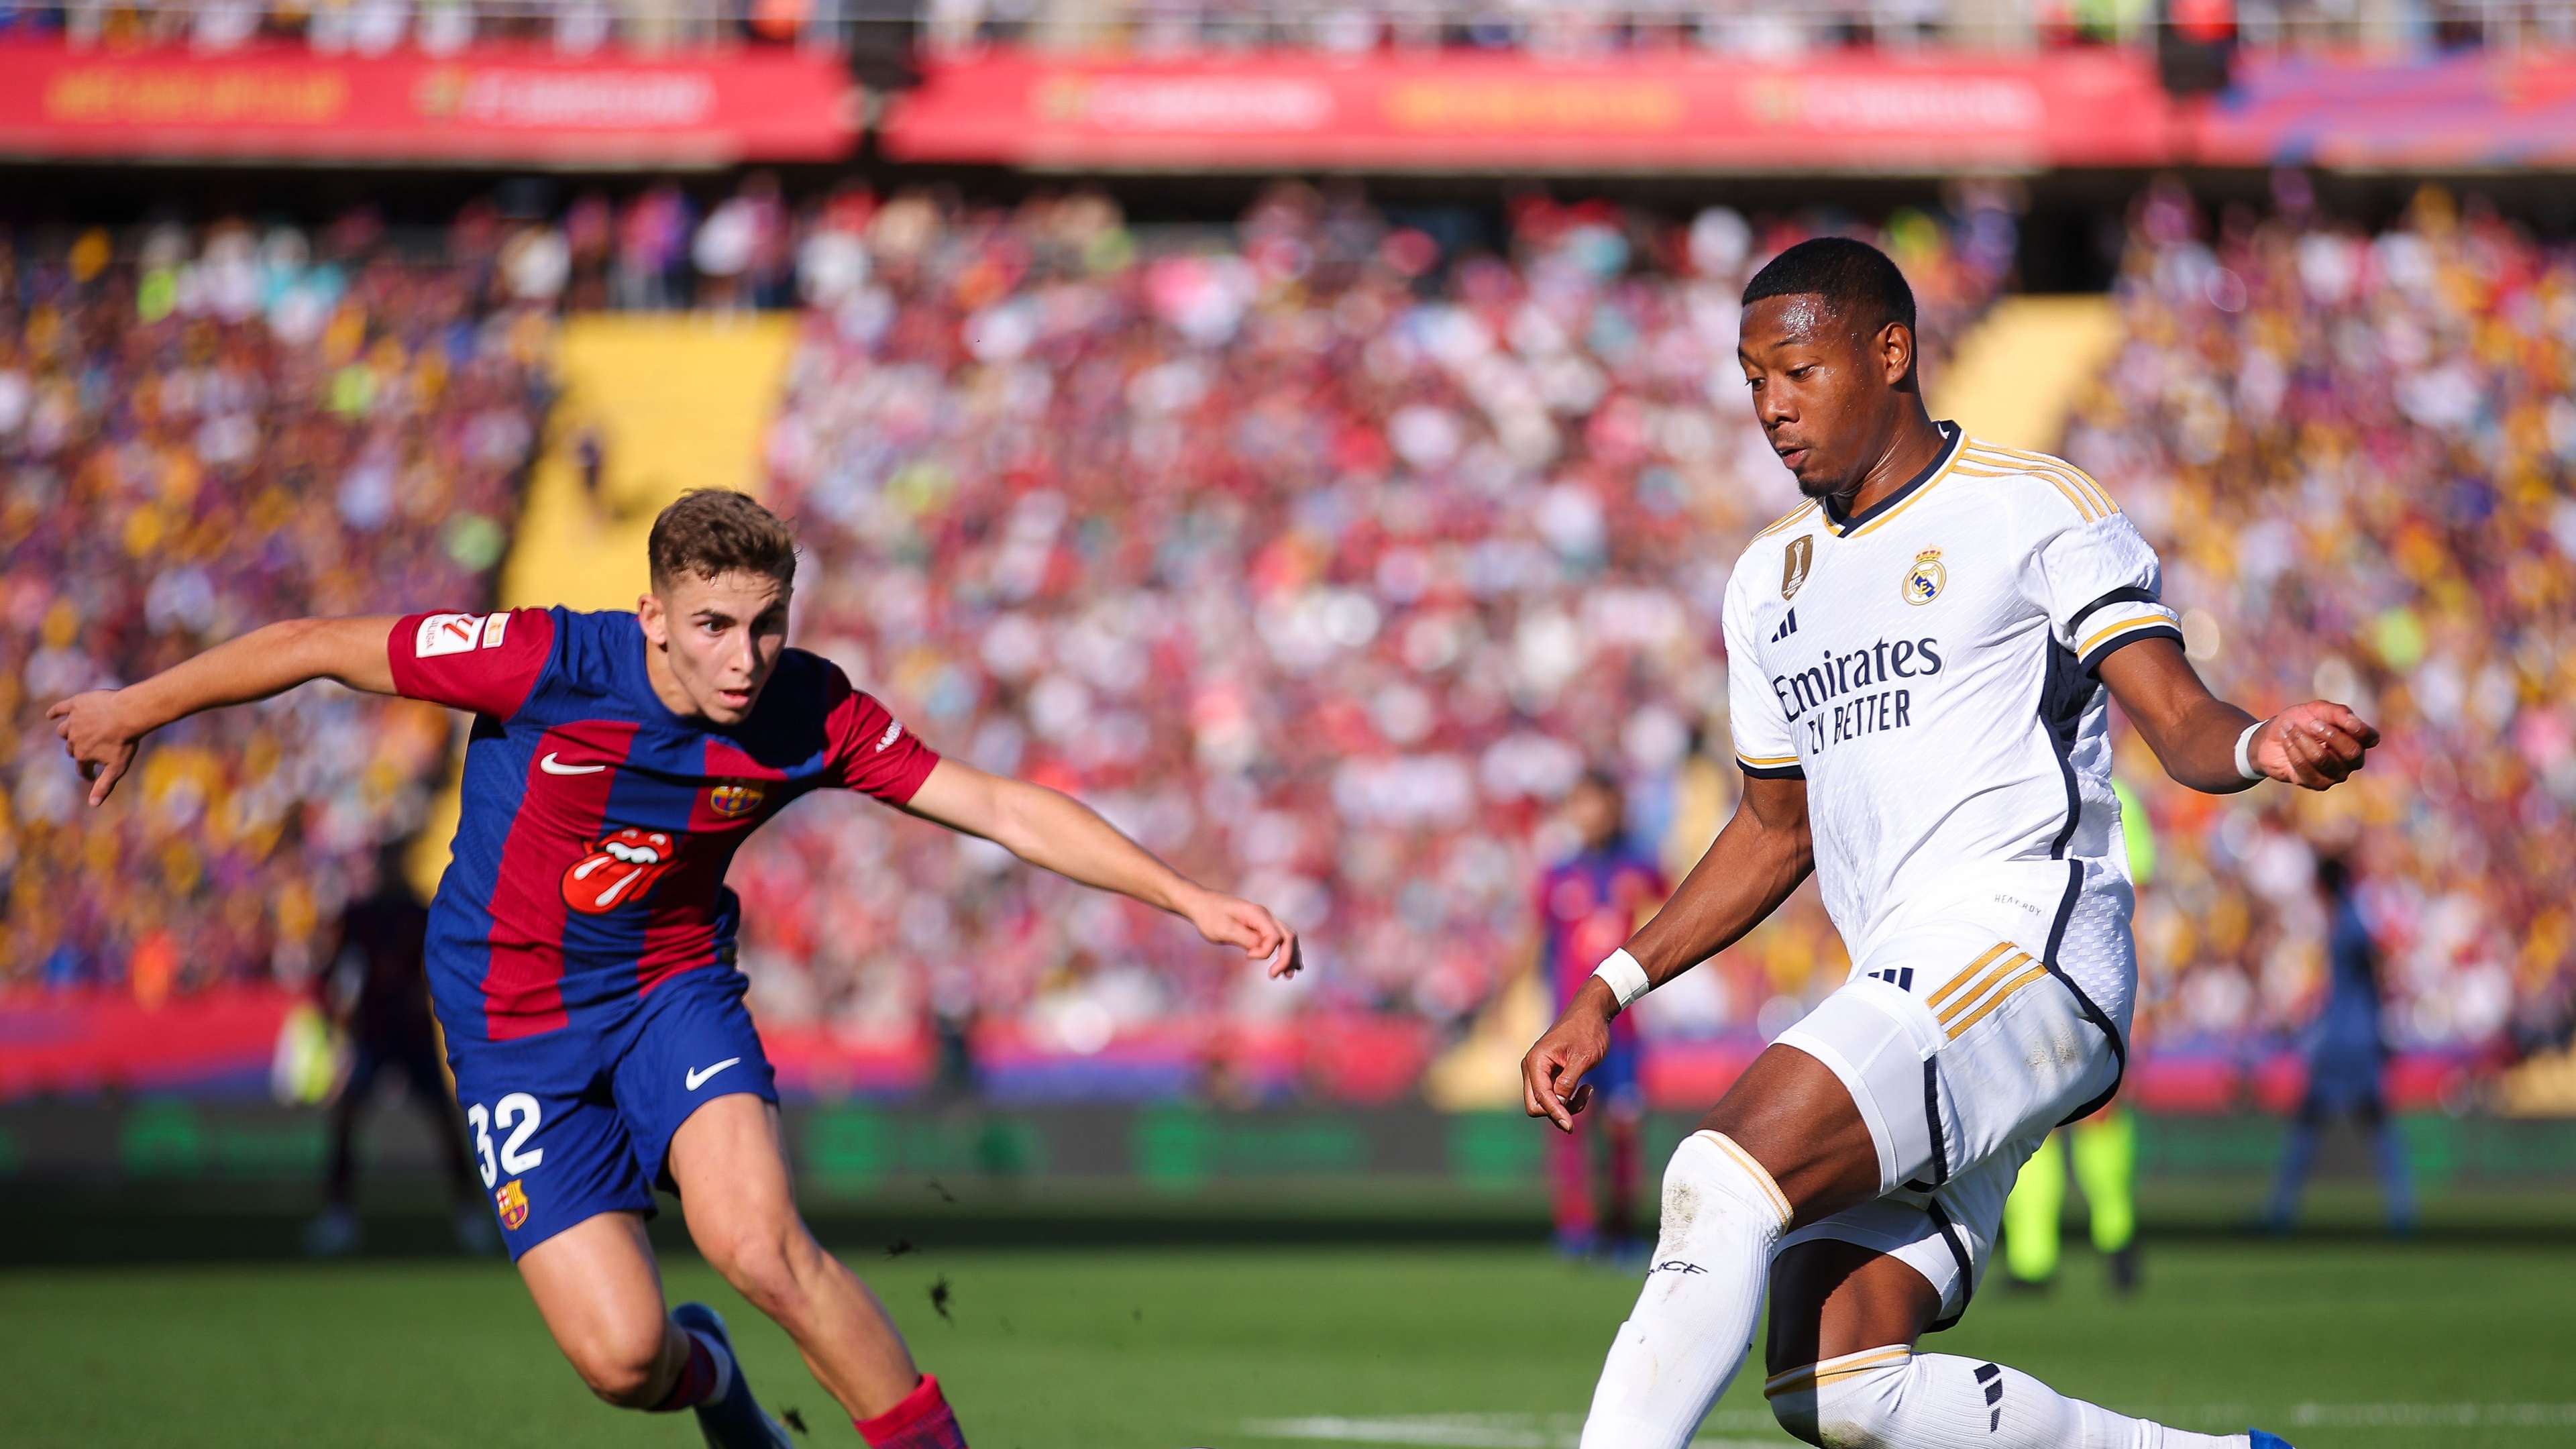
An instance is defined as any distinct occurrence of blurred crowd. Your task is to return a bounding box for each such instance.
[925,0,1951,57]
[922,0,2568,58]
[0,213,556,996]
[11,174,2573,1088]
[2076,179,2576,1061]
[733,182,2017,1055]
[9,0,2556,60]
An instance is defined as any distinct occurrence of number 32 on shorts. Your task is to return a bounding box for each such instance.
[465,1093,546,1189]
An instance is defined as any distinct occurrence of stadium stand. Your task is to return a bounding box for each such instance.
[9,178,2572,1102]
[0,214,556,996]
[737,184,2016,1089]
[918,0,2576,55]
[2072,180,2576,1067]
[8,0,2564,60]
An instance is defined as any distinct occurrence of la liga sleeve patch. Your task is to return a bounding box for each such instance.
[414,612,489,657]
[390,608,556,719]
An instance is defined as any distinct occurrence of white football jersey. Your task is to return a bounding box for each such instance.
[1721,423,2181,971]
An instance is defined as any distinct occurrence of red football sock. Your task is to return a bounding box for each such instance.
[647,1329,720,1413]
[854,1373,969,1449]
[1550,1124,1596,1238]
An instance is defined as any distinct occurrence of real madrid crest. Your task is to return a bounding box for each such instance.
[708,781,767,818]
[1781,534,1815,600]
[1902,547,1946,606]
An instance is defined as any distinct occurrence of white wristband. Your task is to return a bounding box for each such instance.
[2235,718,2267,782]
[1592,949,1651,1014]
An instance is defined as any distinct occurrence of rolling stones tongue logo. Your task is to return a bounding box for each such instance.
[561,827,680,914]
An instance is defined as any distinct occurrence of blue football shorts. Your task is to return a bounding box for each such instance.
[443,965,780,1259]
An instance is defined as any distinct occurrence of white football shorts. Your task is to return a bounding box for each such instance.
[1772,861,2134,1328]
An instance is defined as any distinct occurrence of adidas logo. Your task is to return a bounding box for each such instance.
[1770,609,1798,643]
[1867,966,1915,991]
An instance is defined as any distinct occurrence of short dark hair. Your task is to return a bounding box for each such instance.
[647,488,798,591]
[1741,236,1917,336]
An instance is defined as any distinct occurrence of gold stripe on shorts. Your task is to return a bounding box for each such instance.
[1926,943,2018,1010]
[1942,961,2050,1040]
[1934,951,2035,1029]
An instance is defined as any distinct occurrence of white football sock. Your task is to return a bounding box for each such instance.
[1766,1346,2249,1448]
[1577,1130,1792,1449]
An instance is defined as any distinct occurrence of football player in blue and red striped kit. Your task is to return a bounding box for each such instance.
[50,489,1301,1449]
[1534,771,1667,1262]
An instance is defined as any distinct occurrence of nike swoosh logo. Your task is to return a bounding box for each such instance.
[540,753,608,775]
[684,1058,742,1091]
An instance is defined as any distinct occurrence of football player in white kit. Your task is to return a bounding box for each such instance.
[1521,238,2375,1449]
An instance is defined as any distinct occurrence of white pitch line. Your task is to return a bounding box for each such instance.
[1239,1405,2576,1448]
[2286,1403,2576,1428]
[1237,1413,1776,1448]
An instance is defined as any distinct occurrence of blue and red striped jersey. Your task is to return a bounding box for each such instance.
[1536,846,1667,1046]
[388,607,940,1044]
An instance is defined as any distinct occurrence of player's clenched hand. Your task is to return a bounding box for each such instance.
[2253,701,2379,791]
[47,690,144,807]
[1182,888,1302,979]
[1521,985,1614,1133]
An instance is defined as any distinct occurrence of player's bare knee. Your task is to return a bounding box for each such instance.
[709,1224,812,1320]
[564,1324,669,1407]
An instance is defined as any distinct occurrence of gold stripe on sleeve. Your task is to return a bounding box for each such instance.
[1753,500,1821,540]
[2077,613,2177,658]
[1954,462,2099,522]
[1968,441,2119,515]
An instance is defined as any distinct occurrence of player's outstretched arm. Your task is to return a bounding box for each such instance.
[902,758,1300,977]
[2097,637,2379,795]
[47,615,402,808]
[1521,775,1812,1130]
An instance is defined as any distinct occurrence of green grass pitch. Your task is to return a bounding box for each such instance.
[11,1232,2574,1448]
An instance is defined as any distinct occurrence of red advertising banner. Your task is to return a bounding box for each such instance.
[2196,51,2576,169]
[0,41,857,165]
[881,48,2178,172]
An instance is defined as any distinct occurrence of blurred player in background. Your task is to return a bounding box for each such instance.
[2000,777,2154,1295]
[1999,1110,2140,1293]
[1534,771,1668,1263]
[50,488,1299,1449]
[2265,853,2416,1235]
[305,843,496,1259]
[1521,238,2376,1449]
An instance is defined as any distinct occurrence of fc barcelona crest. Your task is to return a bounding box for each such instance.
[496,1178,531,1231]
[1781,534,1815,600]
[1902,547,1947,606]
[708,781,766,818]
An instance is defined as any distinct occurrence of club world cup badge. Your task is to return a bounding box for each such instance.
[708,781,766,819]
[495,1179,531,1232]
[1781,534,1815,600]
[1902,547,1947,606]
